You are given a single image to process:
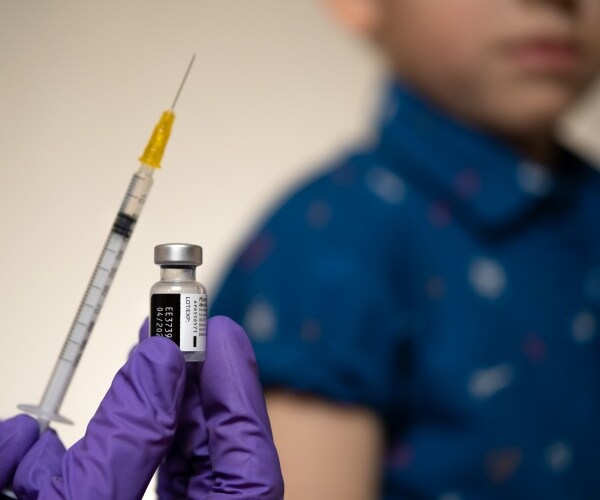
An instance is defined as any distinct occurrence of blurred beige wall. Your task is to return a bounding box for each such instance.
[0,1,598,497]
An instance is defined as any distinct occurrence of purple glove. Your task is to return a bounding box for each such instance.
[0,414,39,491]
[1,316,283,499]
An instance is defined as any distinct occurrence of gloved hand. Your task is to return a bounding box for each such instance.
[0,316,284,499]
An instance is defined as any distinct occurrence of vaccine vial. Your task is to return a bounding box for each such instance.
[150,243,207,362]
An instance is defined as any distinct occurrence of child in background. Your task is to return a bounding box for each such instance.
[211,0,600,498]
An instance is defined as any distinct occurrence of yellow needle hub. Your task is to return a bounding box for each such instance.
[139,110,175,169]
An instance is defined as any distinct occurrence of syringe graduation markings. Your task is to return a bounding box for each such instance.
[18,55,196,433]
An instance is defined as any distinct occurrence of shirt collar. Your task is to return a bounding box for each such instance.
[375,81,590,232]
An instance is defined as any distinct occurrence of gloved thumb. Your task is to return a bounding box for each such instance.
[14,336,186,499]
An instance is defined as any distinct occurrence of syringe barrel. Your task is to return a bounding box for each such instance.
[35,165,155,421]
[38,358,76,420]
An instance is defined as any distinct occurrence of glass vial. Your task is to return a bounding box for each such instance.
[150,243,207,362]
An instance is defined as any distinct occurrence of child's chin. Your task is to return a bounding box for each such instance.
[485,88,575,134]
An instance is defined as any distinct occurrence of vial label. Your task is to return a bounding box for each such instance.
[150,293,207,352]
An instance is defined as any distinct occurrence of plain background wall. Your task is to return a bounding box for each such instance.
[1,1,599,497]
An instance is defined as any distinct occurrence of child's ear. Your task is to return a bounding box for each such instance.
[321,0,381,35]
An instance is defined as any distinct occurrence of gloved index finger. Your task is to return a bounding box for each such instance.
[27,337,186,500]
[197,316,284,499]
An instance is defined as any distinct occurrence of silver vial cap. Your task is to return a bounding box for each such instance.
[154,243,202,267]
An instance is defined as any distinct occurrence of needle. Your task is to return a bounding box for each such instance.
[171,54,196,110]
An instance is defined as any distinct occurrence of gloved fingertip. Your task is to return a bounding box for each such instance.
[207,315,247,337]
[13,429,66,500]
[206,315,257,363]
[1,414,38,446]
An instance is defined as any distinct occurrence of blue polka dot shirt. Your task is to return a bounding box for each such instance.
[211,82,600,499]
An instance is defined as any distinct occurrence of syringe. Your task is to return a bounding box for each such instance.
[18,55,196,433]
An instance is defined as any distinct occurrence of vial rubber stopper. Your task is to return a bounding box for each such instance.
[154,243,203,267]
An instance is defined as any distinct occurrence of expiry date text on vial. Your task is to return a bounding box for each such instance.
[154,306,174,337]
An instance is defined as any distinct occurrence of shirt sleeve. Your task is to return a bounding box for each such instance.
[210,173,411,420]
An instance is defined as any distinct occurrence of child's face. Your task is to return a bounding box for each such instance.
[330,0,600,137]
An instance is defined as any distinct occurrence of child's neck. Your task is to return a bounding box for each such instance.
[503,128,559,170]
